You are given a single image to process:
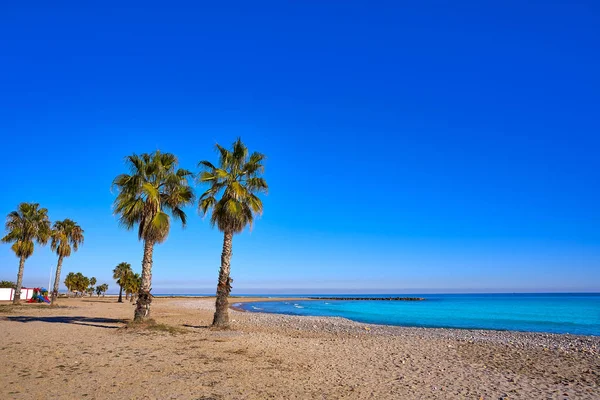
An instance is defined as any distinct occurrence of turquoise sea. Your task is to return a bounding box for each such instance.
[236,293,600,336]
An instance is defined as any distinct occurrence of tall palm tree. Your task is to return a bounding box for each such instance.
[112,262,132,303]
[198,138,268,328]
[50,219,84,305]
[1,203,51,304]
[112,151,194,321]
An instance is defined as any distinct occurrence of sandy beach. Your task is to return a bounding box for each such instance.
[1,297,598,399]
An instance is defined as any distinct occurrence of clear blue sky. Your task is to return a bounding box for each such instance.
[1,1,599,294]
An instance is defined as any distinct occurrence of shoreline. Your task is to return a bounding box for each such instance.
[229,298,600,341]
[2,297,599,398]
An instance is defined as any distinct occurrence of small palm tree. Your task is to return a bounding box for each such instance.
[1,203,51,304]
[50,219,84,305]
[198,138,268,328]
[96,283,109,297]
[64,272,76,296]
[87,277,97,296]
[73,272,89,296]
[112,262,132,303]
[125,273,142,303]
[112,151,194,321]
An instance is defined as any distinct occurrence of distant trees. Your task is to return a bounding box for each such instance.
[112,151,194,321]
[1,204,88,305]
[112,263,141,303]
[0,281,16,289]
[198,139,268,328]
[87,277,97,296]
[64,272,75,294]
[124,273,142,303]
[96,283,109,297]
[1,203,51,304]
[113,262,132,303]
[64,272,91,297]
[50,219,84,305]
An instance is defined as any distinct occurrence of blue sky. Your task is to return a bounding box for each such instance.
[1,1,599,293]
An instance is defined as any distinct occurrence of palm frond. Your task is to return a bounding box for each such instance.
[198,160,216,170]
[112,151,193,243]
[196,138,268,235]
[2,202,51,258]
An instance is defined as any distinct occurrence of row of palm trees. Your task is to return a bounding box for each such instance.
[2,138,267,327]
[95,283,109,297]
[64,272,105,297]
[112,138,267,327]
[1,204,84,305]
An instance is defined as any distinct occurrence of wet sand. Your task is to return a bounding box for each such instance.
[0,297,598,399]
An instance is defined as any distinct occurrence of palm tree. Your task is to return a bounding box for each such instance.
[73,272,89,297]
[87,277,97,296]
[124,273,142,303]
[112,151,194,321]
[50,219,84,305]
[1,203,51,304]
[95,283,109,297]
[112,262,132,303]
[64,272,76,296]
[198,138,268,328]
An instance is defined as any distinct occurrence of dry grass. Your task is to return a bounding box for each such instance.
[121,319,188,335]
[0,303,66,313]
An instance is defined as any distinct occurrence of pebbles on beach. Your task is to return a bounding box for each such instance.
[179,298,600,355]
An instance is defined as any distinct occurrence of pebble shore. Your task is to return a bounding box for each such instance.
[191,299,600,355]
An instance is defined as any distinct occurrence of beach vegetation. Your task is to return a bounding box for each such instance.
[112,151,194,321]
[49,219,84,305]
[87,276,97,296]
[1,203,51,304]
[64,272,91,297]
[113,262,132,303]
[95,283,109,297]
[124,272,142,303]
[198,138,268,328]
[123,318,188,334]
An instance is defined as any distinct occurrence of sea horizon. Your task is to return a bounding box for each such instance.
[150,291,600,297]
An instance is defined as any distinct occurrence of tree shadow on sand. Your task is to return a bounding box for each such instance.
[81,299,121,304]
[5,316,128,329]
[183,324,211,329]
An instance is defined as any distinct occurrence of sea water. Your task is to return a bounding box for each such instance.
[237,293,600,336]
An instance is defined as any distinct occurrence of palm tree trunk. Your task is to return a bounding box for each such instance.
[13,256,26,305]
[118,285,123,303]
[134,240,154,321]
[50,255,64,305]
[213,230,234,328]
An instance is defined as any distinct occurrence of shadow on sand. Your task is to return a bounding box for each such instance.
[183,324,211,329]
[5,316,128,329]
[81,299,122,304]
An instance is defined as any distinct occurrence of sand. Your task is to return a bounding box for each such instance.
[0,297,598,399]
